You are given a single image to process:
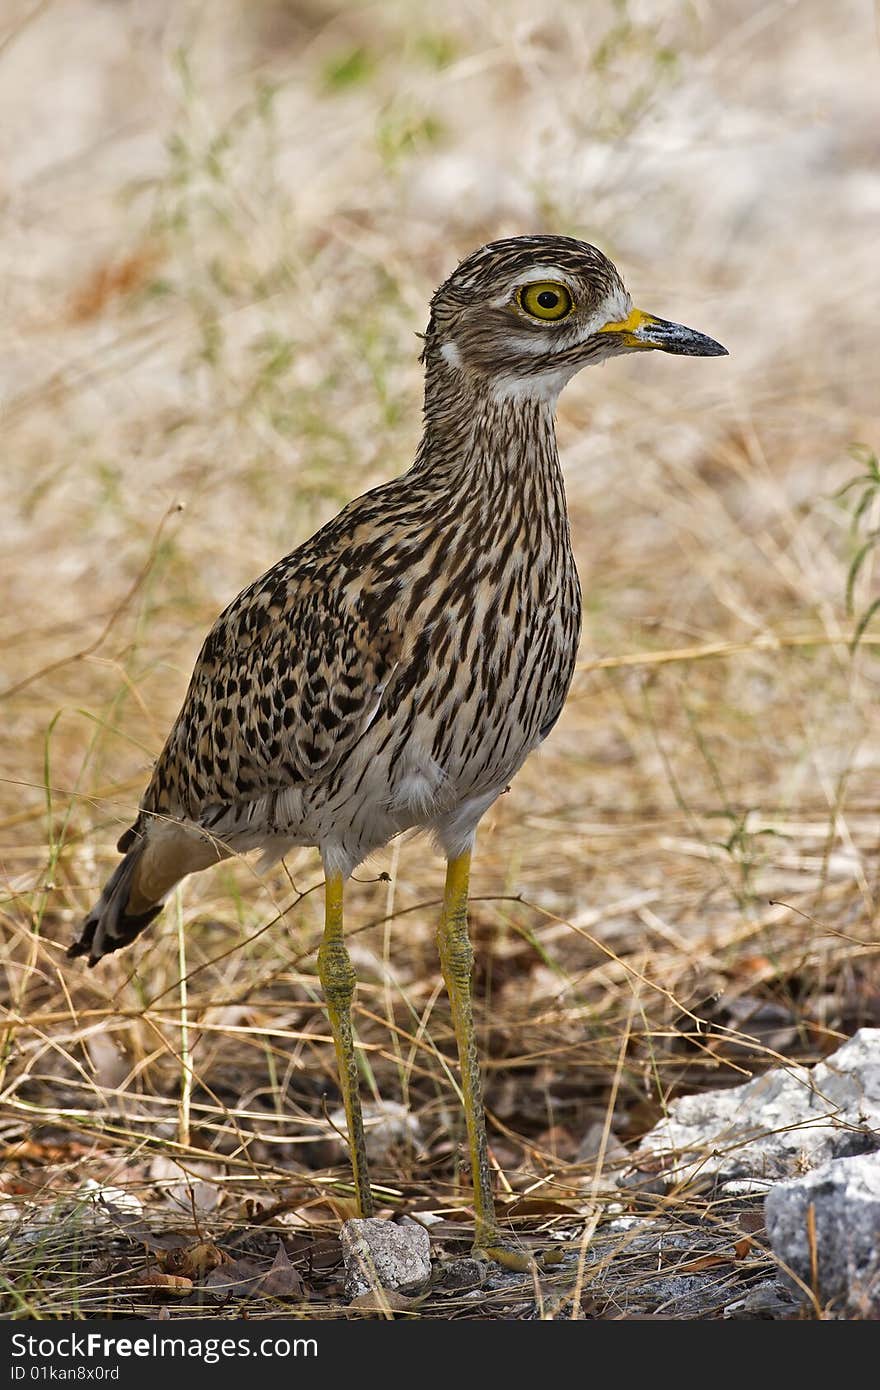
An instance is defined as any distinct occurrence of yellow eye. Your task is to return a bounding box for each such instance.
[518,281,574,321]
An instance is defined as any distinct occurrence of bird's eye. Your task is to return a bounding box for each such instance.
[518,282,574,321]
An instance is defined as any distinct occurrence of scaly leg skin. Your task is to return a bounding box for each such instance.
[436,850,541,1272]
[317,871,374,1218]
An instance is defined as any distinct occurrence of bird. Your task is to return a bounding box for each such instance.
[69,234,726,1263]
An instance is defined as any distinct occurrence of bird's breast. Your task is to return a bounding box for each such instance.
[370,546,581,813]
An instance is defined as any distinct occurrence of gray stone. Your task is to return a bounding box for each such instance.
[437,1256,484,1289]
[723,1279,800,1320]
[764,1151,880,1317]
[620,1028,880,1188]
[340,1217,432,1299]
[576,1121,629,1167]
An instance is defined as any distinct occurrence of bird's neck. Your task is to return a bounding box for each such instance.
[413,359,566,505]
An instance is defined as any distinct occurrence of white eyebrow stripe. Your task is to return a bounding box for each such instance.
[488,265,579,309]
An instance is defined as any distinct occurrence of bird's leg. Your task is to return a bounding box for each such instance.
[436,849,518,1262]
[317,870,374,1218]
[437,855,562,1273]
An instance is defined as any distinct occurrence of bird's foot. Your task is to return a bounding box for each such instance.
[473,1240,567,1273]
[433,1236,570,1294]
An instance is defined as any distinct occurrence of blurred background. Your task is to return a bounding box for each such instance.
[1,0,879,1315]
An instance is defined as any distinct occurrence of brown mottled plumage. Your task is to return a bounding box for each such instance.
[70,235,725,1256]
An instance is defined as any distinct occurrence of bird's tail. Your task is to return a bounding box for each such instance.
[68,819,226,967]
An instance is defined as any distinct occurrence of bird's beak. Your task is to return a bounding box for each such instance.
[598,307,727,357]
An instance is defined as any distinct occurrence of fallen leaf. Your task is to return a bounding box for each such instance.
[100,1203,189,1254]
[629,1154,673,1176]
[259,1242,305,1299]
[203,1258,266,1301]
[679,1253,732,1273]
[159,1242,225,1278]
[118,1269,193,1297]
[531,1125,579,1161]
[738,1211,765,1235]
[734,1236,754,1260]
[3,1140,90,1163]
[309,1239,344,1270]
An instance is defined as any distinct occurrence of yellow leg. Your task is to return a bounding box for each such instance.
[317,871,373,1217]
[437,849,514,1257]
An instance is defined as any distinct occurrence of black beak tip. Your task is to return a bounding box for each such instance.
[661,332,728,358]
[643,317,728,358]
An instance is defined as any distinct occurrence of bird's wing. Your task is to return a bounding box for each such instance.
[127,562,402,839]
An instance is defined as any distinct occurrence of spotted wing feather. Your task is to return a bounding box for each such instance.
[133,565,402,832]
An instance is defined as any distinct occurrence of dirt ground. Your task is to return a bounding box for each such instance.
[1,0,879,1319]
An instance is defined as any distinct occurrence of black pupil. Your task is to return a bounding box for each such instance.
[537,290,560,309]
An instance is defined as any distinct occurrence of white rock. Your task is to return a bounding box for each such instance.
[407,1210,444,1228]
[765,1151,880,1316]
[340,1217,432,1299]
[606,1215,642,1233]
[81,1180,143,1217]
[576,1121,629,1167]
[328,1100,421,1163]
[621,1028,880,1187]
[148,1157,220,1214]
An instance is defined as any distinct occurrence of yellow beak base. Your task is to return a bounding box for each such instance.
[599,307,727,357]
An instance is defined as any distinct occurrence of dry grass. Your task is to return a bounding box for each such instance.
[1,0,879,1319]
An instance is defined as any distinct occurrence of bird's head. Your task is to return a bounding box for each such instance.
[423,234,727,403]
